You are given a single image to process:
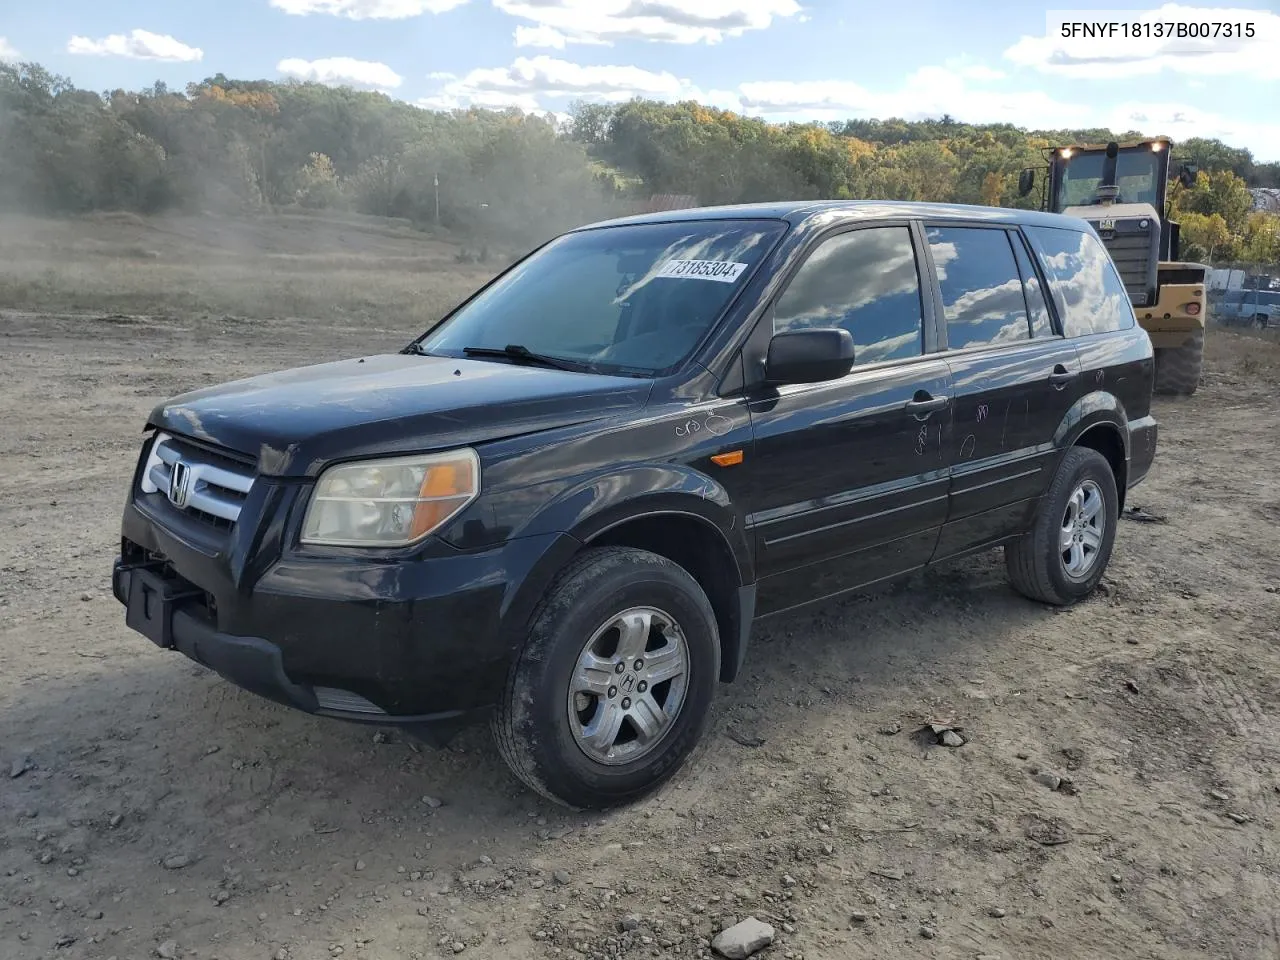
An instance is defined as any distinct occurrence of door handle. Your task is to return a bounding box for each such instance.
[904,393,950,418]
[1049,364,1075,388]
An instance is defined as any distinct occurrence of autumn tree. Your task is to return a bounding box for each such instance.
[293,152,341,208]
[1239,212,1280,265]
[1174,169,1254,234]
[1179,211,1233,262]
[2,63,1276,263]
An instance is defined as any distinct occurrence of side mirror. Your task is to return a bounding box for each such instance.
[765,328,855,385]
[1178,164,1199,189]
[1018,168,1036,197]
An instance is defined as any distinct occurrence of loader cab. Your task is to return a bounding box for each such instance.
[1019,138,1197,307]
[1048,138,1170,214]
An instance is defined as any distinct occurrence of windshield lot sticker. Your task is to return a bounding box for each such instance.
[656,259,749,283]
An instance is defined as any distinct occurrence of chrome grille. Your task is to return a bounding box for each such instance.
[139,432,255,527]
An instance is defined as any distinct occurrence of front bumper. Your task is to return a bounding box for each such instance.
[115,492,580,722]
[114,560,435,722]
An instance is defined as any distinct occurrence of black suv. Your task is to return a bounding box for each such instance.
[114,201,1157,809]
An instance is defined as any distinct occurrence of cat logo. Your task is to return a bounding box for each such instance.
[1098,217,1116,231]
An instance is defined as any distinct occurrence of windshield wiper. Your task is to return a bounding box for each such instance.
[462,344,586,372]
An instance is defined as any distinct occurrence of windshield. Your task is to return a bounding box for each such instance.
[1053,147,1161,209]
[417,219,787,376]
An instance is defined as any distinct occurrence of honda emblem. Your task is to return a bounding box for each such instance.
[168,461,192,508]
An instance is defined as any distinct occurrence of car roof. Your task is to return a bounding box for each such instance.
[576,199,1092,234]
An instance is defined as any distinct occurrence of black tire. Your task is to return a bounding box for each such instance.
[1005,447,1119,606]
[492,546,721,810]
[1153,329,1204,396]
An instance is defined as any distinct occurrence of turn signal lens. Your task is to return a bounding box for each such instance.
[1184,302,1201,316]
[410,459,478,539]
[302,449,480,547]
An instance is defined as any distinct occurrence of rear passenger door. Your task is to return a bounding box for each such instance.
[922,223,1084,561]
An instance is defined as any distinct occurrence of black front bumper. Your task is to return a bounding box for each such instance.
[114,560,466,724]
[113,502,581,725]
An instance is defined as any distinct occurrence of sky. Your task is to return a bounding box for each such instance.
[2,1,1279,160]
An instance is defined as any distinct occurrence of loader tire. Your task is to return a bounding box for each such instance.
[1153,329,1203,397]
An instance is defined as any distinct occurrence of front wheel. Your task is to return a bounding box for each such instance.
[492,546,721,809]
[1005,447,1119,606]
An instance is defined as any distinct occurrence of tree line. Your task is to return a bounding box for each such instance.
[1,60,1277,262]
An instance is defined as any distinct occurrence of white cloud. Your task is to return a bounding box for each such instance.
[734,63,1280,159]
[67,29,203,62]
[953,63,1005,82]
[416,55,1280,161]
[0,37,18,61]
[1005,4,1280,80]
[278,57,404,89]
[737,65,1091,128]
[515,25,571,50]
[270,0,467,17]
[420,55,703,111]
[1099,100,1280,164]
[423,60,1030,122]
[495,0,802,47]
[418,90,543,111]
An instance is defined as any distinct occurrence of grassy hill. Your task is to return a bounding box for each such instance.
[0,210,499,327]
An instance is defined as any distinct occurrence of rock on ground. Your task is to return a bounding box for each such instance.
[711,917,775,959]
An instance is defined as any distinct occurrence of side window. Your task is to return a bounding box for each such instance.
[1011,231,1056,337]
[926,226,1030,349]
[1025,225,1137,337]
[773,226,924,365]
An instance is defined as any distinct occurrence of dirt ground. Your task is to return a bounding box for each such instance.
[3,301,1280,960]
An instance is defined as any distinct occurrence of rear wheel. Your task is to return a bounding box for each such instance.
[1153,329,1203,396]
[492,546,720,809]
[1006,447,1119,605]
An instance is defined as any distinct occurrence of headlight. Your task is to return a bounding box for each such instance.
[301,449,480,547]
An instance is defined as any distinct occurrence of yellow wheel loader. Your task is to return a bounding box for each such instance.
[1020,136,1208,395]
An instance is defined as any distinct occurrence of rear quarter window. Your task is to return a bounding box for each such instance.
[1024,225,1136,337]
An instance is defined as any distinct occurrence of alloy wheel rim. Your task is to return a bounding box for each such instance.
[566,606,690,766]
[1060,479,1105,579]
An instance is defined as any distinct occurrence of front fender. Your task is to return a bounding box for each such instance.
[520,463,755,585]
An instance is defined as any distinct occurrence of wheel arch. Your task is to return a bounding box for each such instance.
[582,510,755,684]
[1073,423,1128,512]
[502,465,757,684]
[1054,393,1130,512]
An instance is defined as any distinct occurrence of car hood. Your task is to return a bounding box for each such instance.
[149,353,652,477]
